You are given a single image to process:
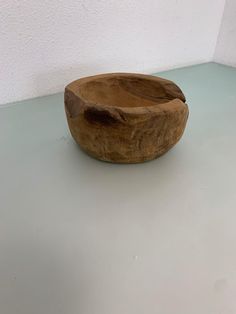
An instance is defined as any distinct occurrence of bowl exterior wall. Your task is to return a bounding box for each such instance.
[65,88,188,163]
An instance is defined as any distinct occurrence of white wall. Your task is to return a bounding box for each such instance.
[0,0,225,105]
[214,0,236,67]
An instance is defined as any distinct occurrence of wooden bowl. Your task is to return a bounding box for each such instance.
[64,73,188,163]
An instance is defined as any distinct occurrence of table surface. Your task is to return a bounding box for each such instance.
[1,62,236,314]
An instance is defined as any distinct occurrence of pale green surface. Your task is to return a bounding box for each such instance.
[1,62,236,314]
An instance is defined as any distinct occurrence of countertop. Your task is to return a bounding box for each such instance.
[1,63,236,314]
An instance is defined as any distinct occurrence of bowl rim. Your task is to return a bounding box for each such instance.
[65,72,187,116]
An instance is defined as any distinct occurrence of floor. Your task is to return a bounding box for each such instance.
[1,62,236,314]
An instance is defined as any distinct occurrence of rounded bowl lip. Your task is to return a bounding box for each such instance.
[65,72,187,115]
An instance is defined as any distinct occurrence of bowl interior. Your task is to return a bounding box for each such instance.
[78,75,181,108]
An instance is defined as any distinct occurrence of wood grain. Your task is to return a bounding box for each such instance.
[65,73,189,163]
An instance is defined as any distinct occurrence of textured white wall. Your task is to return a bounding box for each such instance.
[214,0,236,67]
[0,0,225,105]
